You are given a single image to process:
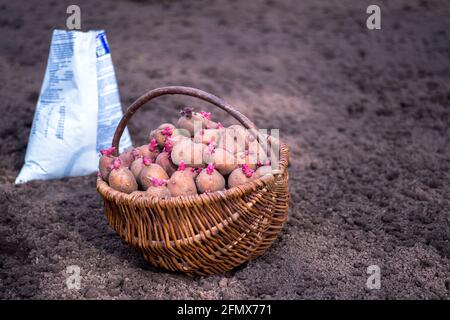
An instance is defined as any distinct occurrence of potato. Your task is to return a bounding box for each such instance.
[254,165,273,179]
[118,147,135,168]
[109,168,138,194]
[204,120,218,129]
[145,177,171,198]
[203,147,237,176]
[196,164,226,193]
[235,151,261,170]
[168,134,190,149]
[99,156,114,181]
[130,157,144,179]
[108,158,138,194]
[189,167,202,179]
[177,107,205,137]
[155,123,176,148]
[99,147,115,181]
[177,108,217,136]
[227,166,257,188]
[228,125,265,150]
[167,170,197,197]
[155,151,177,177]
[145,185,171,198]
[200,112,218,130]
[193,129,223,145]
[172,128,191,139]
[163,131,191,155]
[134,143,160,161]
[139,163,169,190]
[171,140,204,168]
[217,128,247,154]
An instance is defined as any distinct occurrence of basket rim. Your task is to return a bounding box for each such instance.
[97,143,289,209]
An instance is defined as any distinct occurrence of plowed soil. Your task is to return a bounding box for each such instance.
[0,0,449,299]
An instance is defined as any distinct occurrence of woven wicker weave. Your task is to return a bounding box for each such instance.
[96,86,290,276]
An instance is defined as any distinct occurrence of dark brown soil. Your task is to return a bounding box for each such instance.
[1,0,449,299]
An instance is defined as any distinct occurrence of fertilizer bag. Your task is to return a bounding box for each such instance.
[15,29,132,184]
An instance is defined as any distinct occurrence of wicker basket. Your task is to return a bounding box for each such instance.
[97,86,290,276]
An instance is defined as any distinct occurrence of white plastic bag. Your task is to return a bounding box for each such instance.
[15,29,132,184]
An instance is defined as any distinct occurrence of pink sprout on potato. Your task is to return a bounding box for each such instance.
[100,146,116,156]
[149,138,158,152]
[163,138,174,153]
[242,163,254,178]
[161,126,173,137]
[178,160,186,171]
[206,141,216,154]
[199,111,211,120]
[110,158,121,170]
[132,149,142,159]
[150,177,167,187]
[143,157,152,166]
[180,107,194,118]
[206,163,215,175]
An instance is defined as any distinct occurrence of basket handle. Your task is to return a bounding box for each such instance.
[112,86,258,156]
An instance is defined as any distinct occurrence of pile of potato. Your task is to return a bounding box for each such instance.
[98,107,277,197]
